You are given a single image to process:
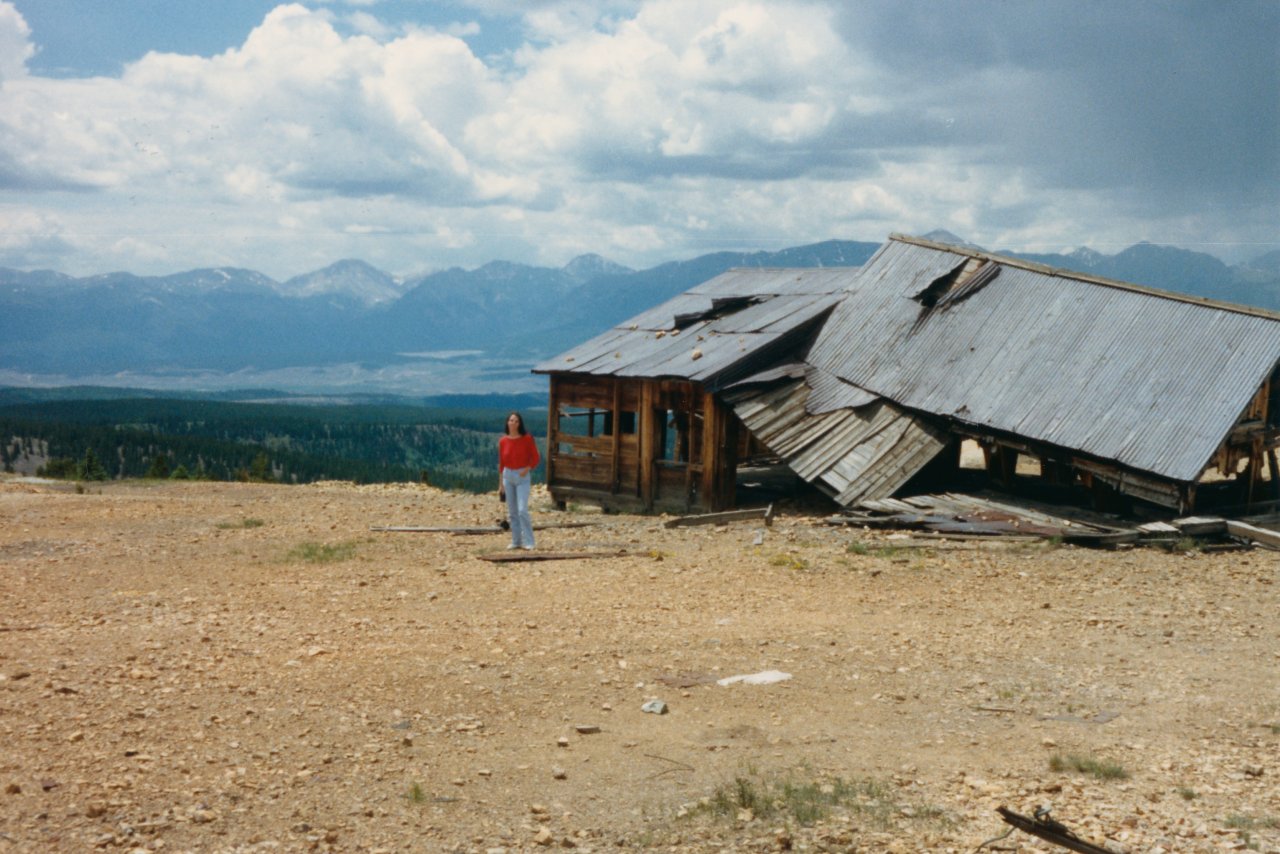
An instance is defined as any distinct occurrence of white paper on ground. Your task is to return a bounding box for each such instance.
[716,670,792,686]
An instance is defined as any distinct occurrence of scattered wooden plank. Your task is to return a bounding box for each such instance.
[1060,528,1139,547]
[477,550,627,562]
[372,522,600,534]
[896,532,1041,544]
[663,504,773,529]
[1172,516,1226,535]
[1225,519,1280,549]
[373,525,501,534]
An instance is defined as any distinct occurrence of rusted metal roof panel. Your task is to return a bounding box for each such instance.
[725,379,947,504]
[806,238,1280,482]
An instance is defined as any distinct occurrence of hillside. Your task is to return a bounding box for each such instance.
[0,477,1276,851]
[0,398,545,491]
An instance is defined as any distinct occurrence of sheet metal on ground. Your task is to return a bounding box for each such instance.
[839,493,1133,542]
[725,378,947,505]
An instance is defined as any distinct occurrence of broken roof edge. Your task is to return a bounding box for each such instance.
[890,233,1280,323]
[939,412,1202,491]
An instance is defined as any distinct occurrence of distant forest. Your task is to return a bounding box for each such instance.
[0,398,546,492]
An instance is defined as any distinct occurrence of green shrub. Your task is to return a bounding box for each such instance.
[286,540,356,563]
[1048,752,1129,780]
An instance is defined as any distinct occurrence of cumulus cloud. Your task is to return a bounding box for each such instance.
[0,0,1274,275]
[0,209,77,268]
[0,2,33,81]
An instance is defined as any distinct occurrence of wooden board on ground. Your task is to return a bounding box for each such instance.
[1172,516,1227,535]
[663,504,774,529]
[372,522,600,534]
[477,550,628,562]
[1225,520,1280,549]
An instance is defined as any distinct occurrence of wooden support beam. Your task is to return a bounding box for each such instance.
[1270,449,1280,500]
[700,388,720,511]
[546,375,560,497]
[610,377,623,494]
[639,381,656,510]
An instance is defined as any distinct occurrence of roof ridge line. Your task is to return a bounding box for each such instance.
[889,233,1280,322]
[719,266,862,272]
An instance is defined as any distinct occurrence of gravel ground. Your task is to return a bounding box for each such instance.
[1,477,1277,853]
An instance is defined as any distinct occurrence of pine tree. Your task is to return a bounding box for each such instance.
[78,448,108,481]
[248,451,275,483]
[145,454,171,479]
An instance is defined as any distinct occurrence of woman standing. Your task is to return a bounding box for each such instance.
[498,412,540,550]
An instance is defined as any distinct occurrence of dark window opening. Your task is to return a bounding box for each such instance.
[673,295,763,329]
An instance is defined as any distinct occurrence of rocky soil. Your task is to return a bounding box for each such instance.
[1,477,1277,853]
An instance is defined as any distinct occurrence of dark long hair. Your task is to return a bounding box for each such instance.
[505,411,527,436]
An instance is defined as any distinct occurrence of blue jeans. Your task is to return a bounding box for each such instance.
[502,469,534,548]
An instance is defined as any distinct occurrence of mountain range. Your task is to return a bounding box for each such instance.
[3,235,1279,395]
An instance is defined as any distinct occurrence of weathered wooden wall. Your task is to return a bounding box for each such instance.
[546,374,738,513]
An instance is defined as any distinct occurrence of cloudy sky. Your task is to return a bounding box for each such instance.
[1,0,1276,279]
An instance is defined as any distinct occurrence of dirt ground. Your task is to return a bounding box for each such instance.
[1,477,1278,853]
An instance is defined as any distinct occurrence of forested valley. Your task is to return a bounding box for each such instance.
[0,397,546,492]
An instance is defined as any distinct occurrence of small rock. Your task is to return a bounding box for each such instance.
[5,783,20,795]
[641,700,668,715]
[574,724,600,734]
[533,827,554,846]
[557,736,570,748]
[551,766,567,780]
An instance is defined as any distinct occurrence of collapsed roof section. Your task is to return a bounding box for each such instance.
[723,369,947,506]
[534,268,847,387]
[806,235,1280,487]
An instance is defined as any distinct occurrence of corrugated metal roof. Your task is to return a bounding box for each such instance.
[804,365,878,414]
[725,378,947,504]
[806,237,1280,483]
[535,268,848,386]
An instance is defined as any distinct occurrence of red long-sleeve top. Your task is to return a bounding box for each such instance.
[499,433,540,473]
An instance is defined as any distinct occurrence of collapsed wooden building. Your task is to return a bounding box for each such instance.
[535,235,1280,515]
